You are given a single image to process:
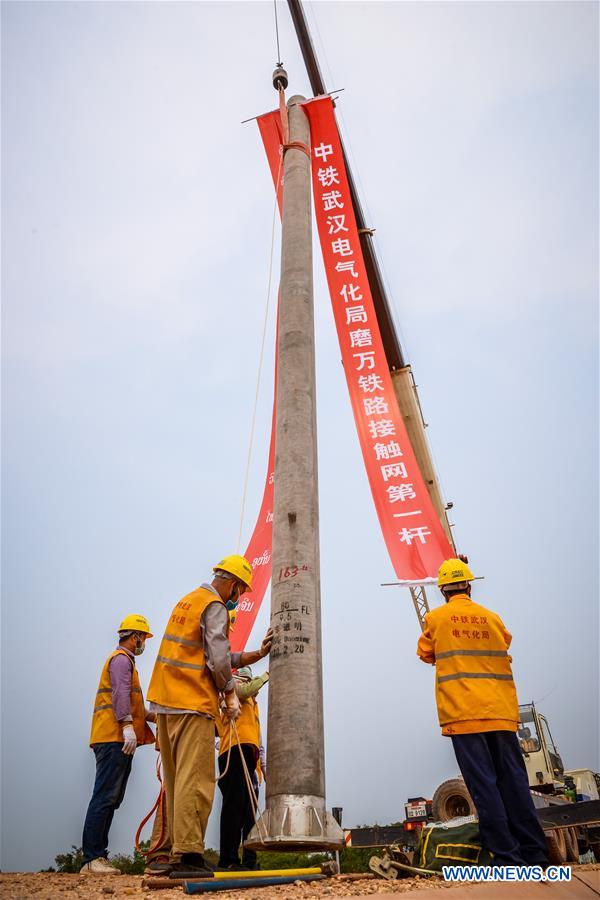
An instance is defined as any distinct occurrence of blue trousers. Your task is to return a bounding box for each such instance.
[82,742,133,864]
[451,731,549,866]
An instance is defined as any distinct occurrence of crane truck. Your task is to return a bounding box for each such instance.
[345,702,600,866]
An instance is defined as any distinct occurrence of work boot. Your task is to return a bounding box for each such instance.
[80,857,121,875]
[144,855,172,875]
[168,853,215,879]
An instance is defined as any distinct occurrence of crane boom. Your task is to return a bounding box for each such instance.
[286,0,404,370]
[286,0,456,629]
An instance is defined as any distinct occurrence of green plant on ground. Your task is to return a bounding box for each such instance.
[51,841,152,874]
[256,850,330,871]
[54,846,84,873]
[110,840,150,874]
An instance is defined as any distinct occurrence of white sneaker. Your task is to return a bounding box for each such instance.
[80,857,121,875]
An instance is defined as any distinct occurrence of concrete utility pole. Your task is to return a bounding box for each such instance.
[246,90,343,851]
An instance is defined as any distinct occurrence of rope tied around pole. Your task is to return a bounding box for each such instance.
[279,86,311,158]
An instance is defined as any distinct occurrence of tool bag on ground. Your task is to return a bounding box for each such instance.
[416,817,494,870]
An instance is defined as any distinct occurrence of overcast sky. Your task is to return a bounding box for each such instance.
[2,0,598,873]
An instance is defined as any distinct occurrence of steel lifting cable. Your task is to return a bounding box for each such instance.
[274,0,282,66]
[236,151,283,554]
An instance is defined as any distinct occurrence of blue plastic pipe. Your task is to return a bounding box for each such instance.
[184,874,326,893]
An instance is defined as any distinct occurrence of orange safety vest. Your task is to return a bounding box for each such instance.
[89,649,155,747]
[417,594,519,736]
[147,586,224,718]
[217,695,261,755]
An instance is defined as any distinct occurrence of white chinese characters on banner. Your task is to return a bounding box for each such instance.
[304,96,453,582]
[257,99,452,585]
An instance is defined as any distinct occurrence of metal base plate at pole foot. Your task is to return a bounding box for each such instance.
[245,794,344,851]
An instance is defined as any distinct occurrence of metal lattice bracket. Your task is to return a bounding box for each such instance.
[410,585,430,632]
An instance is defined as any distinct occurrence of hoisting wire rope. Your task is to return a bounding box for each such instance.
[236,151,283,554]
[274,0,282,66]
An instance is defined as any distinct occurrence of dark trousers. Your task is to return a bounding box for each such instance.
[217,744,258,868]
[451,731,549,866]
[82,742,133,864]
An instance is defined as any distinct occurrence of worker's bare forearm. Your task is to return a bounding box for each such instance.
[237,649,266,667]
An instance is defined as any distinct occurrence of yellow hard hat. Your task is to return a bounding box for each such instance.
[118,614,153,637]
[437,558,476,587]
[213,554,253,592]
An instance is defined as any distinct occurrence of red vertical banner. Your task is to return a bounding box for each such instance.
[229,111,284,652]
[230,407,275,653]
[257,111,284,213]
[303,96,453,582]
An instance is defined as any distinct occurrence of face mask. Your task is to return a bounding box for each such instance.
[226,584,240,611]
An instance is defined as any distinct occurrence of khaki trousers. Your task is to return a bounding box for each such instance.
[157,713,216,859]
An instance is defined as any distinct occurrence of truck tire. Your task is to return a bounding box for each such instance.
[431,778,476,822]
[546,828,567,864]
[564,827,579,863]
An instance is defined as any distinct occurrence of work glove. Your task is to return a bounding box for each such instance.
[223,689,241,722]
[260,628,274,658]
[145,707,157,723]
[122,724,137,755]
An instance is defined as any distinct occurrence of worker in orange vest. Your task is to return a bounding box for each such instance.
[147,555,273,879]
[417,558,549,867]
[81,615,156,875]
[216,666,269,870]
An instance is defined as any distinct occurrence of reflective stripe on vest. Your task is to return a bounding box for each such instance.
[147,586,225,717]
[438,672,515,683]
[156,655,205,671]
[163,632,204,650]
[436,649,509,659]
[89,649,155,747]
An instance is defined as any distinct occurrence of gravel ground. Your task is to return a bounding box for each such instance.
[1,866,598,900]
[0,873,439,900]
